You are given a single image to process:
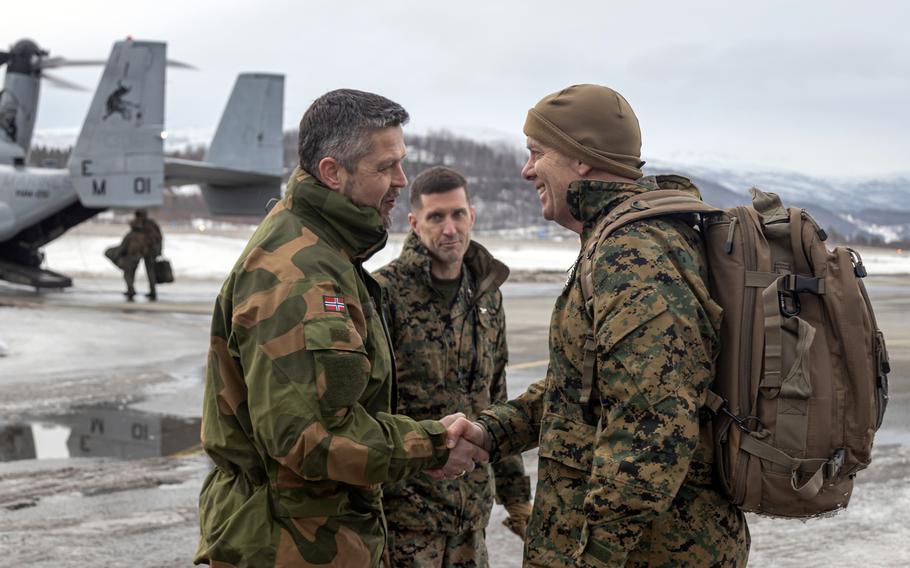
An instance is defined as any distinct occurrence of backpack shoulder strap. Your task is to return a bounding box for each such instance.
[578,263,597,405]
[600,189,723,237]
[576,190,721,405]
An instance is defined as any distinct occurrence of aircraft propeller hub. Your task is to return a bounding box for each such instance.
[2,39,46,75]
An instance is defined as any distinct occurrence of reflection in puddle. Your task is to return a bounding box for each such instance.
[0,405,201,462]
[0,423,36,461]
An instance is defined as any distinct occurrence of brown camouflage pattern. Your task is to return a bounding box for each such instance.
[388,528,489,568]
[195,168,450,567]
[373,233,531,541]
[477,176,749,567]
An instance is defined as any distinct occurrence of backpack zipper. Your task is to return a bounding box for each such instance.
[801,210,828,241]
[848,247,890,430]
[724,217,738,254]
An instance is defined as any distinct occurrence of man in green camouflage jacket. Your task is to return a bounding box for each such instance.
[195,90,489,568]
[373,167,532,567]
[467,85,750,567]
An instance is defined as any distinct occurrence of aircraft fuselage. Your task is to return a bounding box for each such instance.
[0,165,79,242]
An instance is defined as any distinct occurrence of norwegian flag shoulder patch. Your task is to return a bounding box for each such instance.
[323,295,347,313]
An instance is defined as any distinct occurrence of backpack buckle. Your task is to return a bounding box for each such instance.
[783,274,824,295]
[778,289,801,318]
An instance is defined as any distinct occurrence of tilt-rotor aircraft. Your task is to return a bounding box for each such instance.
[0,38,284,289]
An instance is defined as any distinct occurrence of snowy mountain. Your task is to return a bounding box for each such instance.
[648,159,910,244]
[30,128,910,243]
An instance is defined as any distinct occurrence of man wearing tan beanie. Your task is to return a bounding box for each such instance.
[469,85,750,567]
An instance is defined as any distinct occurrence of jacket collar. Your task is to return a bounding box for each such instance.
[284,167,388,262]
[397,231,509,299]
[566,174,700,243]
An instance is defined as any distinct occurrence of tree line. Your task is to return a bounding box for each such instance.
[25,135,905,245]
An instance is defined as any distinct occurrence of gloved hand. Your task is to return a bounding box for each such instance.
[502,501,533,541]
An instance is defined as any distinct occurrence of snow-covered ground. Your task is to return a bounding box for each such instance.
[3,223,909,566]
[41,224,910,281]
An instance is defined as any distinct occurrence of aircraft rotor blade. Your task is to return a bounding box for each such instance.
[38,57,106,69]
[42,71,90,91]
[167,58,197,70]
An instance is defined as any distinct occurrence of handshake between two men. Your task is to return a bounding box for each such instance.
[422,409,535,542]
[425,412,491,480]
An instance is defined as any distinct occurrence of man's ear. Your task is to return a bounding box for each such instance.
[317,157,345,190]
[408,211,419,234]
[576,161,593,177]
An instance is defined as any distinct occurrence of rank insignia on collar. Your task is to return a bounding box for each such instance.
[323,296,346,312]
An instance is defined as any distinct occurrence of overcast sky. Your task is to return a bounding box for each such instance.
[6,0,909,178]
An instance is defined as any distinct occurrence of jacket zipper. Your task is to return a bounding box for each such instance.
[357,264,398,407]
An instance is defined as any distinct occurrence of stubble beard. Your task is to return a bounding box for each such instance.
[380,188,400,230]
[430,236,467,272]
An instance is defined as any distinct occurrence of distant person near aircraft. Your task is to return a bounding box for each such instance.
[106,210,163,301]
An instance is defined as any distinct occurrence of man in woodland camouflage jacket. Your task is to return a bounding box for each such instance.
[374,166,532,567]
[195,90,488,568]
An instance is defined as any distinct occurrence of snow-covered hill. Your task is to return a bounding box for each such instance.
[649,159,910,243]
[29,129,910,243]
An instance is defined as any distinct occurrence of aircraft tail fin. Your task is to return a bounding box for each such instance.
[67,40,165,208]
[200,73,284,215]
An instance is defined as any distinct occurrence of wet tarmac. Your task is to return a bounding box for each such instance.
[0,273,908,566]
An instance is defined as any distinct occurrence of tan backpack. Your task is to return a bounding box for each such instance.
[579,178,890,518]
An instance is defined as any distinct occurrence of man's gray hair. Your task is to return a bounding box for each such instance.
[298,89,409,179]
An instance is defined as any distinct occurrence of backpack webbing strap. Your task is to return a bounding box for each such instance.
[760,274,821,391]
[739,433,830,500]
[704,389,725,413]
[761,279,784,391]
[761,275,817,471]
[776,317,816,454]
[745,271,827,294]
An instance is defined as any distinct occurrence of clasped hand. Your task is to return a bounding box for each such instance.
[425,413,490,480]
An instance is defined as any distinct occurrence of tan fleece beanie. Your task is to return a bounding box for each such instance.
[523,84,644,179]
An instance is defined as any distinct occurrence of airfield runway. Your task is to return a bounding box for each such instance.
[0,272,908,567]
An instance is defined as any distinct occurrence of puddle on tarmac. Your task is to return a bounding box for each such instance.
[0,404,200,462]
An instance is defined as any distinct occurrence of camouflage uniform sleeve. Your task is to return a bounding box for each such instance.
[578,227,716,566]
[233,274,449,487]
[488,293,532,505]
[477,375,545,462]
